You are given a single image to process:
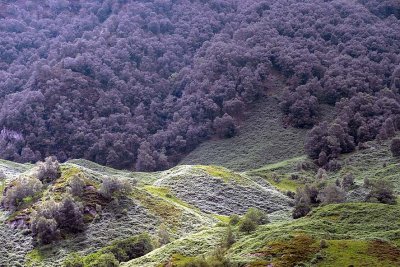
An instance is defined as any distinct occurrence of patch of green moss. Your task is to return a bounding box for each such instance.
[195,165,243,183]
[144,186,195,210]
[132,188,182,228]
[26,248,48,267]
[267,177,299,192]
[316,239,400,267]
[213,214,231,224]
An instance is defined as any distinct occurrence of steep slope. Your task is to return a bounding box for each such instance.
[181,96,308,171]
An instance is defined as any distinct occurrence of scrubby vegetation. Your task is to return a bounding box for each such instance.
[1,175,42,211]
[99,176,133,200]
[30,195,85,245]
[63,233,153,267]
[238,208,269,234]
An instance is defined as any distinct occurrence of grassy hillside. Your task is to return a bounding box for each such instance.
[122,203,400,267]
[0,136,399,267]
[181,96,308,171]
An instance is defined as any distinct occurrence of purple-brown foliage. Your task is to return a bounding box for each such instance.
[0,0,398,170]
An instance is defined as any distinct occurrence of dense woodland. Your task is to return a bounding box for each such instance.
[0,0,399,171]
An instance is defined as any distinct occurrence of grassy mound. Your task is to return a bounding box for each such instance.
[229,203,400,266]
[154,165,293,216]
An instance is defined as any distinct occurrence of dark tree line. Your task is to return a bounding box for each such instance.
[0,0,399,170]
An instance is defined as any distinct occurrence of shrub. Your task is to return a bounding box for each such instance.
[30,200,60,245]
[30,196,85,245]
[86,253,119,267]
[244,208,269,225]
[238,217,257,234]
[320,239,328,249]
[31,216,60,245]
[363,178,372,188]
[317,184,346,204]
[157,224,170,246]
[64,252,119,267]
[69,175,85,197]
[341,173,355,191]
[106,233,153,262]
[34,156,61,183]
[99,177,133,199]
[223,226,235,248]
[1,176,42,211]
[315,168,327,180]
[229,214,241,226]
[55,195,85,233]
[63,253,84,267]
[390,138,400,157]
[292,185,320,219]
[292,203,311,219]
[214,113,237,138]
[64,234,154,266]
[366,180,397,205]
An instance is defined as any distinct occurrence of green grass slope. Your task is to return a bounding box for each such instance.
[122,203,400,267]
[228,203,400,267]
[180,96,308,171]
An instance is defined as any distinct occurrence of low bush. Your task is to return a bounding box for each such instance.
[317,184,346,204]
[34,156,61,183]
[366,180,397,205]
[292,203,311,219]
[157,224,170,246]
[30,199,60,245]
[341,173,355,191]
[238,217,257,234]
[106,233,153,262]
[98,177,133,200]
[63,233,154,266]
[390,138,400,157]
[64,252,118,267]
[223,226,235,248]
[68,175,85,197]
[1,176,42,211]
[238,208,269,234]
[229,214,240,226]
[55,195,85,233]
[244,208,269,225]
[30,195,84,245]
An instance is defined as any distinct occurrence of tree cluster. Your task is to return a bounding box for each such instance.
[30,195,85,245]
[0,0,398,170]
[98,176,133,200]
[292,174,397,219]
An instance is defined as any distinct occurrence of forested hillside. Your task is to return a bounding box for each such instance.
[0,0,399,172]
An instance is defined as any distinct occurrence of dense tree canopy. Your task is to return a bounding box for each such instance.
[0,0,399,170]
